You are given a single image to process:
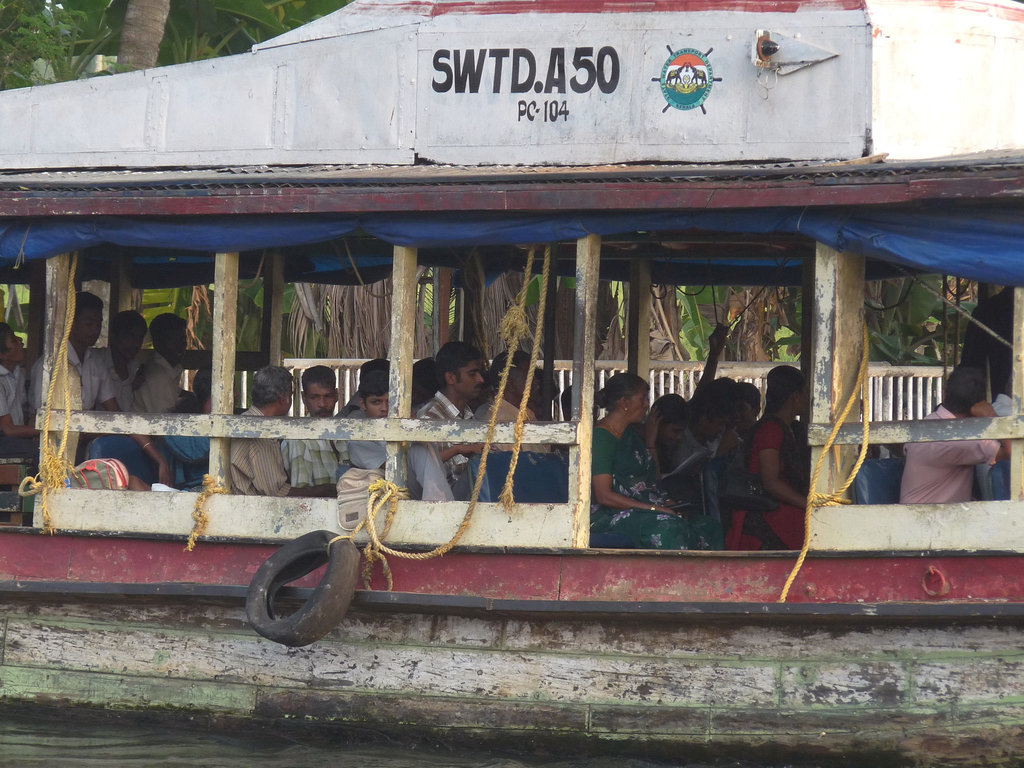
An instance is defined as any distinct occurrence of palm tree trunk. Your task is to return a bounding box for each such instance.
[119,0,171,71]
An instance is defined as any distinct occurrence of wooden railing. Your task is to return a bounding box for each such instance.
[284,358,946,422]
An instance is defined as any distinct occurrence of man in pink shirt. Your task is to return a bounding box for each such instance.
[900,366,1010,504]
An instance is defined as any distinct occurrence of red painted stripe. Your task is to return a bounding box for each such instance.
[3,532,1024,604]
[347,0,1024,20]
[350,0,869,16]
[3,171,1022,217]
[346,0,1024,21]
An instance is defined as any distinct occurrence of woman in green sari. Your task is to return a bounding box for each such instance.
[590,373,723,550]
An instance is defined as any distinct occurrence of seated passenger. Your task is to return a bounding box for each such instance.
[589,373,722,550]
[472,364,546,452]
[725,365,809,551]
[29,292,171,483]
[411,358,439,414]
[659,324,731,502]
[900,365,1009,504]
[661,378,737,506]
[229,365,334,497]
[281,365,344,488]
[346,370,451,501]
[0,323,38,459]
[649,393,688,472]
[97,310,147,411]
[478,350,524,405]
[133,313,187,414]
[162,369,212,490]
[418,341,485,499]
[339,358,388,416]
[733,381,763,441]
[30,292,117,415]
[346,371,389,470]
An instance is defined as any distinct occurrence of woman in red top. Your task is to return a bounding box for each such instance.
[725,365,809,550]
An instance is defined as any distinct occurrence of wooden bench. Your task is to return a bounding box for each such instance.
[0,459,32,526]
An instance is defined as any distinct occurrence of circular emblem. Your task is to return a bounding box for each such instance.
[659,48,714,111]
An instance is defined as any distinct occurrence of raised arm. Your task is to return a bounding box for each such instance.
[692,324,728,403]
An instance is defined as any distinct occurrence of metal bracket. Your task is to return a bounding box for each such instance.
[752,29,839,75]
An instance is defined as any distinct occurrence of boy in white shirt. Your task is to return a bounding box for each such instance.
[0,323,37,459]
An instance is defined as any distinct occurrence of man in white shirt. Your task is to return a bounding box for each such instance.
[30,292,171,484]
[30,292,117,414]
[95,310,147,411]
[417,341,486,499]
[133,313,186,414]
[0,323,37,459]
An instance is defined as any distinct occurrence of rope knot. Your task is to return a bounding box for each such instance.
[499,304,529,347]
[808,492,852,508]
[186,474,229,551]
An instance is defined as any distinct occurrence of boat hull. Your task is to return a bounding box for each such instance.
[3,588,1024,765]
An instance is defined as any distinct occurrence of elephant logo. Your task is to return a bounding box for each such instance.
[654,47,719,114]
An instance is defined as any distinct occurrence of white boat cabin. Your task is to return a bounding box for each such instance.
[1,0,1024,555]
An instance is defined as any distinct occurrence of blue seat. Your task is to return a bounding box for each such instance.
[852,458,905,505]
[990,460,1010,501]
[469,451,569,504]
[87,435,157,485]
[589,532,636,549]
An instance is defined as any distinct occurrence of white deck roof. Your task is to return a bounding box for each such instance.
[0,0,1022,170]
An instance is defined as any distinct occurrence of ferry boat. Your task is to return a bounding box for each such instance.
[2,1,1024,764]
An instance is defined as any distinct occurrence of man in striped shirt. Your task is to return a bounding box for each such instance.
[230,366,335,497]
[281,365,344,488]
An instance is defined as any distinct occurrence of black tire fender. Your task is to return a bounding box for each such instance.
[246,530,360,647]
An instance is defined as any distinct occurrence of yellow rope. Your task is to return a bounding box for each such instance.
[20,254,79,534]
[499,246,551,510]
[356,246,550,588]
[778,323,872,602]
[185,474,230,551]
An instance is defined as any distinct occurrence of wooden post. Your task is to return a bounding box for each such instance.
[40,255,74,484]
[263,252,285,367]
[109,257,134,313]
[27,259,46,368]
[1011,287,1024,501]
[627,259,651,381]
[432,268,452,352]
[540,254,559,421]
[210,252,239,488]
[801,255,816,383]
[569,235,600,548]
[387,246,418,487]
[810,243,865,503]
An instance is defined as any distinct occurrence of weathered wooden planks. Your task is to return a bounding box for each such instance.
[570,234,600,547]
[3,595,1024,764]
[810,500,1024,552]
[41,489,574,547]
[45,411,576,443]
[210,252,239,486]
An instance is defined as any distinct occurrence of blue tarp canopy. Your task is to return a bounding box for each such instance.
[1,204,1021,285]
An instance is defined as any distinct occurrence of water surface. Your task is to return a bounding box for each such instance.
[0,711,807,768]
